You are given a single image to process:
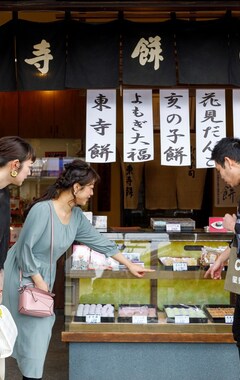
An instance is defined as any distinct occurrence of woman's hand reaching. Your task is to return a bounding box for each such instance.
[112,252,155,277]
[126,262,155,278]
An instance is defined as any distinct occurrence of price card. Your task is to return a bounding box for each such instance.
[225,315,233,324]
[132,315,148,324]
[173,262,188,271]
[175,315,189,324]
[86,314,101,324]
[166,223,181,232]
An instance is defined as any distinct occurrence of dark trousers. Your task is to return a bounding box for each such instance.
[232,294,240,358]
[23,377,42,380]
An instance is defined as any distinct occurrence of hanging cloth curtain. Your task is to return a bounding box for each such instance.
[175,17,229,85]
[122,19,176,86]
[229,17,240,86]
[0,20,16,91]
[66,20,120,89]
[16,20,67,90]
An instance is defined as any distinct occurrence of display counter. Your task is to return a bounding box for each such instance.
[62,230,240,380]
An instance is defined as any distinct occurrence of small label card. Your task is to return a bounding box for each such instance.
[86,314,101,324]
[173,262,188,271]
[175,315,190,324]
[225,315,233,324]
[166,223,181,232]
[132,315,148,324]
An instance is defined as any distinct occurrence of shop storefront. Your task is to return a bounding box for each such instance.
[1,2,240,380]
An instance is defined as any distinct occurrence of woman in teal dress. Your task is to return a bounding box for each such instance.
[2,159,153,380]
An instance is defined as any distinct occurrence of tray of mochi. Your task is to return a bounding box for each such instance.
[117,304,158,323]
[74,303,115,323]
[164,304,208,323]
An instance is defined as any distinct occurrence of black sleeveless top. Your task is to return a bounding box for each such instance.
[0,187,10,269]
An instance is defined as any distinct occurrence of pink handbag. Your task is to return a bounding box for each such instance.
[18,203,55,318]
[18,284,55,317]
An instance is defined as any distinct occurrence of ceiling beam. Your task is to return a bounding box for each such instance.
[1,1,240,12]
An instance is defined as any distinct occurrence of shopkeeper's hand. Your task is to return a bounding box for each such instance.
[204,261,224,280]
[223,213,237,232]
[204,246,230,280]
[126,262,155,278]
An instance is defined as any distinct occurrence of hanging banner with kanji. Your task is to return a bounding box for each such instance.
[214,170,240,207]
[160,89,191,166]
[196,89,226,168]
[86,89,116,163]
[123,89,154,163]
[0,21,16,91]
[122,20,176,86]
[16,20,66,90]
[66,21,119,89]
[176,18,229,85]
[233,89,240,138]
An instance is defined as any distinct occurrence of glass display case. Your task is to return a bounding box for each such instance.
[62,230,240,380]
[64,231,234,336]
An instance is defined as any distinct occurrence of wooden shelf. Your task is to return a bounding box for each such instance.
[66,269,226,280]
[62,331,234,344]
[63,310,234,343]
[1,1,240,13]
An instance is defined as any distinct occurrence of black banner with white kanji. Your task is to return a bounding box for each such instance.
[122,20,176,86]
[16,20,66,90]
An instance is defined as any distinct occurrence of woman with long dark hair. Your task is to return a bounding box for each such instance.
[0,136,36,266]
[0,136,35,380]
[3,159,153,380]
[0,136,35,190]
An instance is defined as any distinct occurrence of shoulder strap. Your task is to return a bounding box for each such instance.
[20,202,54,290]
[49,202,54,289]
